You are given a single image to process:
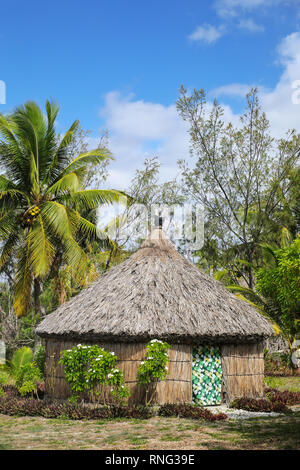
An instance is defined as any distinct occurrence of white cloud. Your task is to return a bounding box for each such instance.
[214,0,289,17]
[261,32,300,136]
[98,92,190,190]
[210,32,300,137]
[95,32,300,193]
[212,83,255,97]
[188,24,225,44]
[238,18,265,32]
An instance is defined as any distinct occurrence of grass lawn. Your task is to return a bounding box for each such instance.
[0,376,299,450]
[264,376,300,392]
[0,412,299,450]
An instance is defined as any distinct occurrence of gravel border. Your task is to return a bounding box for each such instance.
[206,404,282,420]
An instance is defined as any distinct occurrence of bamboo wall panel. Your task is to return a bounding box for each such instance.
[221,342,264,403]
[44,339,192,405]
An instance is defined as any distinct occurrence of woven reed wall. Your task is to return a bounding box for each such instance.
[44,339,192,405]
[221,342,265,403]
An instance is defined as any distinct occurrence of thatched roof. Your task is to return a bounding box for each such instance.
[36,228,274,344]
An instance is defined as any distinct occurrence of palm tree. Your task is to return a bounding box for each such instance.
[0,100,124,317]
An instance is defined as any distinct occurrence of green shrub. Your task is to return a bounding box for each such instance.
[137,339,170,406]
[0,367,14,386]
[0,391,153,420]
[9,347,33,377]
[59,344,130,404]
[158,403,227,421]
[34,345,46,378]
[15,362,42,398]
[230,397,290,413]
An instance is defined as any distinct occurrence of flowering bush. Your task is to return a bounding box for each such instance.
[59,344,130,403]
[137,339,170,405]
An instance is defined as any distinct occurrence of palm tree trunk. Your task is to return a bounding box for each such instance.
[33,277,42,318]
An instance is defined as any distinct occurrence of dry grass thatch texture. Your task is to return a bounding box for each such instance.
[36,228,274,343]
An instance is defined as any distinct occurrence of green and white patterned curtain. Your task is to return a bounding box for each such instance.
[192,345,222,406]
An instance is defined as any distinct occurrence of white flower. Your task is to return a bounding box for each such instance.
[111,352,115,355]
[108,373,113,378]
[165,366,168,370]
[141,361,144,365]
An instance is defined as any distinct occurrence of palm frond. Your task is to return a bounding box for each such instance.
[227,285,267,307]
[0,115,27,184]
[213,269,228,281]
[9,347,33,375]
[65,189,126,211]
[259,243,278,267]
[41,201,89,279]
[52,148,113,184]
[0,227,21,271]
[46,171,81,196]
[29,215,55,278]
[0,210,20,238]
[41,201,73,239]
[44,119,80,185]
[68,208,119,250]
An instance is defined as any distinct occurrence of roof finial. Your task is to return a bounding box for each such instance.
[154,214,163,229]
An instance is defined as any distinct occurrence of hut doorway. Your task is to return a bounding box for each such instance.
[192,345,222,406]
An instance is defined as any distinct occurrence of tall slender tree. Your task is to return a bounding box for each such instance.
[177,87,300,287]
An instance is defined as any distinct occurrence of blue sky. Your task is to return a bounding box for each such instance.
[1,0,300,188]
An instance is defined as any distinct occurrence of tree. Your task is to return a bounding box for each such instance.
[176,86,300,288]
[228,235,300,359]
[0,100,124,317]
[99,157,185,269]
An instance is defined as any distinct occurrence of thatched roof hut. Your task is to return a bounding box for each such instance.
[36,228,274,405]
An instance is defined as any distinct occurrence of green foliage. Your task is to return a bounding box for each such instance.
[9,347,33,376]
[15,362,42,397]
[0,368,13,386]
[59,344,130,403]
[2,346,43,397]
[256,236,300,340]
[137,339,170,406]
[137,339,170,385]
[264,350,295,376]
[176,86,300,288]
[34,345,46,378]
[227,235,300,352]
[158,402,227,421]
